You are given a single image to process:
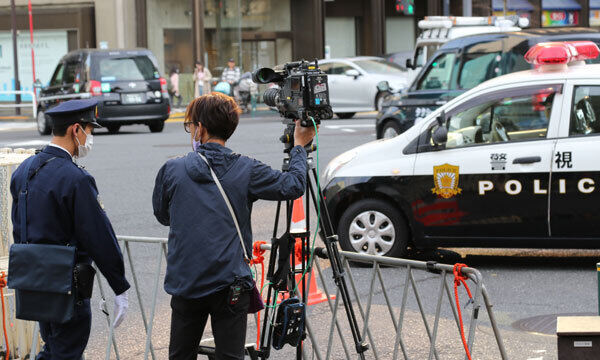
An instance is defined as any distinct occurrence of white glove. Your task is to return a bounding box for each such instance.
[113,291,129,329]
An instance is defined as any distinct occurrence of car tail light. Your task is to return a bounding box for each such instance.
[89,80,102,96]
[160,77,169,98]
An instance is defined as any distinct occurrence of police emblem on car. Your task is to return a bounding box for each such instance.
[432,164,462,199]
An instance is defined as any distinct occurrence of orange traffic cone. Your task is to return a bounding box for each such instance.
[280,197,334,306]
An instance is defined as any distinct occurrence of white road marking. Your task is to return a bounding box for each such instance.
[325,124,373,129]
[533,350,546,353]
[527,357,544,360]
[0,122,37,132]
[4,140,48,147]
[341,128,356,133]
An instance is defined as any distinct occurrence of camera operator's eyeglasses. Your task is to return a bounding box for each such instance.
[183,122,193,133]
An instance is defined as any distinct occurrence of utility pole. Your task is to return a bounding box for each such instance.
[11,0,21,115]
[504,0,507,16]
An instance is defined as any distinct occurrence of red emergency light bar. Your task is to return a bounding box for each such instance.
[525,41,600,67]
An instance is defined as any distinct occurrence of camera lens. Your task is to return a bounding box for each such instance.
[263,88,280,107]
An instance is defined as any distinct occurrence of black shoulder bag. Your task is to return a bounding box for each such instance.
[7,157,78,324]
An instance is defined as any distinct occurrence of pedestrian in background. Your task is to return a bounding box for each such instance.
[152,93,315,360]
[221,58,241,100]
[9,99,130,359]
[169,67,183,108]
[194,61,212,97]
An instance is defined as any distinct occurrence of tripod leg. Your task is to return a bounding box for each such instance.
[306,168,369,359]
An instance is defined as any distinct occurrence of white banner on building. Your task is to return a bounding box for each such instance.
[0,30,68,101]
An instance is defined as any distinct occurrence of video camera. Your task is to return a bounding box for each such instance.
[252,60,333,127]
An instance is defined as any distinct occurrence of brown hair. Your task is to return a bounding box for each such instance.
[185,93,241,141]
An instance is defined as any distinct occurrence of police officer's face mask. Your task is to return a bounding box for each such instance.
[75,125,93,158]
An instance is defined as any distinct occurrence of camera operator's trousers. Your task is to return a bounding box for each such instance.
[169,287,250,360]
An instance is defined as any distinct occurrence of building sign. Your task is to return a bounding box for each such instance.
[591,10,600,27]
[542,10,579,27]
[0,30,68,101]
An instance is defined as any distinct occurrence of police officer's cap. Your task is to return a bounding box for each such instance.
[46,99,102,129]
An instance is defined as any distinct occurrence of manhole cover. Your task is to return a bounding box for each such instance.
[512,313,595,335]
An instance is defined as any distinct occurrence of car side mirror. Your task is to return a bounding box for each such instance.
[33,79,43,89]
[436,111,445,126]
[406,58,414,70]
[432,125,448,146]
[432,112,447,145]
[345,69,361,78]
[377,81,390,93]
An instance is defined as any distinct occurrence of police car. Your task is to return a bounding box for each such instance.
[323,41,600,257]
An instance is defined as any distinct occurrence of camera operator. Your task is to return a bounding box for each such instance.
[152,93,316,360]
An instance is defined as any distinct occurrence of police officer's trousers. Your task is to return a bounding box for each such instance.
[169,287,250,360]
[36,300,91,360]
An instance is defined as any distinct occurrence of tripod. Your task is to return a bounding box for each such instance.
[257,142,369,360]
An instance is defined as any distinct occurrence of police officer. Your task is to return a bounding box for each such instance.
[10,99,130,359]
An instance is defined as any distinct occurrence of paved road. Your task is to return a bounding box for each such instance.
[0,113,598,359]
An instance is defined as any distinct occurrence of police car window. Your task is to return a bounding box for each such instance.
[417,52,456,91]
[490,92,553,142]
[570,86,600,136]
[458,52,502,89]
[442,91,556,150]
[49,63,65,87]
[98,56,158,81]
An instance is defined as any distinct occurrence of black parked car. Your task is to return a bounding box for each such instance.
[37,49,170,135]
[376,28,600,139]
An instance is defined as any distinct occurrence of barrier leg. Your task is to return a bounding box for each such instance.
[482,285,508,360]
[427,271,447,360]
[408,268,440,360]
[313,259,351,360]
[360,262,379,340]
[392,266,411,360]
[464,273,483,360]
[343,259,380,359]
[29,321,39,359]
[144,244,164,360]
[95,269,120,360]
[124,241,156,360]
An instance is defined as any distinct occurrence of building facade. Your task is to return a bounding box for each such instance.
[0,0,599,94]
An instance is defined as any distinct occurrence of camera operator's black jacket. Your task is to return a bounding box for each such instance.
[153,142,307,299]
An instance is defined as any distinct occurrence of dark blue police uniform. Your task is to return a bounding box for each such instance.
[10,99,130,360]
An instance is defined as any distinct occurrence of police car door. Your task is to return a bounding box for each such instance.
[550,81,600,239]
[412,84,562,243]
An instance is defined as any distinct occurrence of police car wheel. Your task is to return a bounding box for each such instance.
[37,110,51,135]
[338,199,408,258]
[382,121,401,139]
[336,113,356,119]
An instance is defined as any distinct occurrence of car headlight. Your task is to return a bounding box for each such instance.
[322,151,357,185]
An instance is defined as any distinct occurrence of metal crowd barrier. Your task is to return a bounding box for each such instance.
[0,91,37,119]
[305,248,508,360]
[9,235,507,360]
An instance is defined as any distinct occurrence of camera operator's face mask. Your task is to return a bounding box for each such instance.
[192,126,201,151]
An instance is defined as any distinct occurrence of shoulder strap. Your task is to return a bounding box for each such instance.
[197,152,251,262]
[19,156,57,244]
